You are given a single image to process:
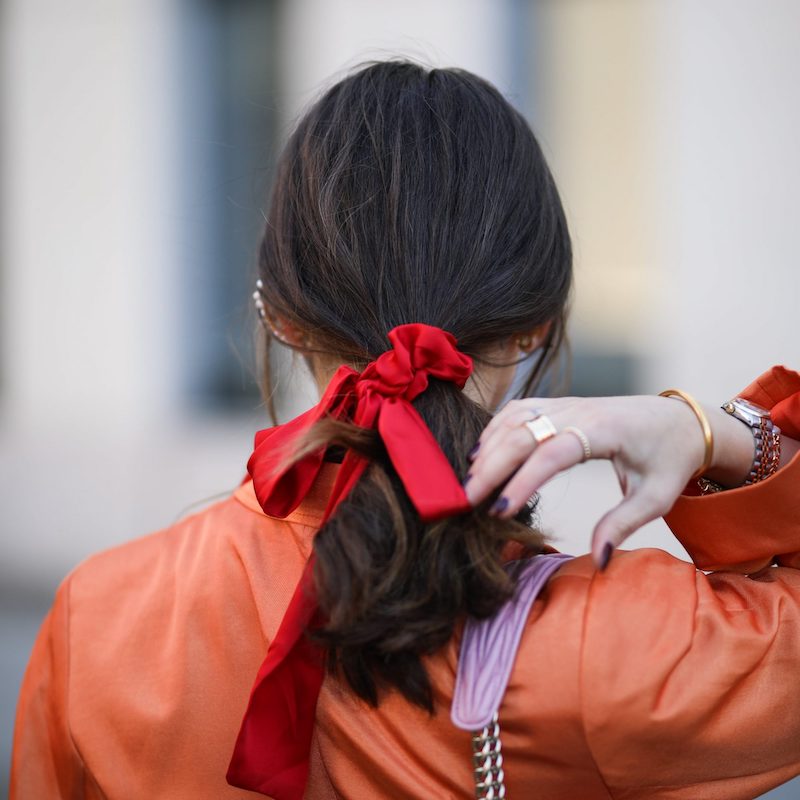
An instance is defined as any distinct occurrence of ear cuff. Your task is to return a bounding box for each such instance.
[252,279,269,327]
[252,279,300,347]
[252,278,283,342]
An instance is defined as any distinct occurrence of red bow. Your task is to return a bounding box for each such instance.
[227,323,474,798]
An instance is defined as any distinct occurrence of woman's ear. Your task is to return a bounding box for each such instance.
[515,320,553,353]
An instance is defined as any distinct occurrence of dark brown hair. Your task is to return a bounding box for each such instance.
[255,58,572,712]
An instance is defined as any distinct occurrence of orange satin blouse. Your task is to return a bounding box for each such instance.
[11,366,800,799]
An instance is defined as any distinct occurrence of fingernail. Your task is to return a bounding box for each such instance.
[468,443,480,459]
[462,473,472,487]
[489,496,509,515]
[598,541,614,572]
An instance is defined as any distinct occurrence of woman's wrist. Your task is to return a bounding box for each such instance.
[780,435,800,468]
[688,400,798,490]
[702,403,759,488]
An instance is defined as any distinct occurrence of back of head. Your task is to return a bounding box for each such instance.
[256,58,572,712]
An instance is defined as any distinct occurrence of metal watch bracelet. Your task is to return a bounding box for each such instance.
[697,399,781,494]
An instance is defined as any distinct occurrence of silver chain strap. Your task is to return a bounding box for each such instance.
[471,711,506,798]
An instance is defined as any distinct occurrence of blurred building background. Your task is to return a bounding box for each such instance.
[1,0,798,795]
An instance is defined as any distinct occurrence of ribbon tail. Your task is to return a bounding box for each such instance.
[227,557,325,798]
[248,367,360,518]
[378,400,472,522]
[248,412,327,518]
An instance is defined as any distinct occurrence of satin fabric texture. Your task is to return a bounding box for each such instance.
[11,364,800,799]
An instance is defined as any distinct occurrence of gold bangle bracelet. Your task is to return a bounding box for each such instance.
[658,389,714,480]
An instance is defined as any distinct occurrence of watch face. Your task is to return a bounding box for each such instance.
[723,397,772,426]
[730,398,770,417]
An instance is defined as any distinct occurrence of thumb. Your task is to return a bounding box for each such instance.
[591,487,668,571]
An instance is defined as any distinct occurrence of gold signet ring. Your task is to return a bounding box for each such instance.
[523,414,558,445]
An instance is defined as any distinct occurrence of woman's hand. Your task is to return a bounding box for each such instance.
[463,395,757,570]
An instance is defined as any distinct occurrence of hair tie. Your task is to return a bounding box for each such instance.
[227,323,473,798]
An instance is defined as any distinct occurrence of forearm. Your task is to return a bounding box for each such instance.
[663,366,800,572]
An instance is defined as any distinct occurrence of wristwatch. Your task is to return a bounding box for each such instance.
[697,397,781,494]
[721,397,782,485]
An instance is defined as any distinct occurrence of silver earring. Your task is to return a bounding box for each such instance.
[252,279,268,327]
[253,278,294,345]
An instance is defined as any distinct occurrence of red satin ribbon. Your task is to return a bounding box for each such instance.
[227,323,474,798]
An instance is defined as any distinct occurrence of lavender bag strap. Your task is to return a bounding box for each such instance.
[451,552,575,731]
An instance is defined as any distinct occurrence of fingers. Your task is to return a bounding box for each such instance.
[590,483,676,570]
[487,433,586,518]
[465,399,588,508]
[470,398,552,457]
[464,424,539,508]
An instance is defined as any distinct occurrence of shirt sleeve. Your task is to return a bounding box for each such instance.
[580,546,800,799]
[663,364,800,573]
[10,575,88,799]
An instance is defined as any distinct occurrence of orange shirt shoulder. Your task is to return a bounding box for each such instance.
[11,476,323,799]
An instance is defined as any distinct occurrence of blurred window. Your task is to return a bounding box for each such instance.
[178,0,279,411]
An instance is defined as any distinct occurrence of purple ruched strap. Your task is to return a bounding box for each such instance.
[451,553,575,730]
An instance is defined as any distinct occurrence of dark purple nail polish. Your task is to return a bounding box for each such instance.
[489,496,509,515]
[462,473,472,487]
[468,443,480,458]
[599,541,613,571]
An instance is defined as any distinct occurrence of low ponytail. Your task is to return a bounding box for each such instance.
[299,379,544,711]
